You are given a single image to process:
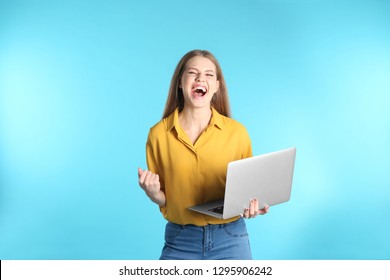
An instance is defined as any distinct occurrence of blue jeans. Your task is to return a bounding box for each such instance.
[159,218,252,260]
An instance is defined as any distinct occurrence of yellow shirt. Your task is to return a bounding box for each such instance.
[145,107,252,226]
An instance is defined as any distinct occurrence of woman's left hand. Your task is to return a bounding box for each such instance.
[242,198,269,219]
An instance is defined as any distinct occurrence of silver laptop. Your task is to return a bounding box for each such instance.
[188,147,296,219]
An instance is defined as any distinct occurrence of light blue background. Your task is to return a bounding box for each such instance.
[1,0,389,260]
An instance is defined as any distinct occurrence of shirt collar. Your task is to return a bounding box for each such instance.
[166,107,225,131]
[209,107,224,130]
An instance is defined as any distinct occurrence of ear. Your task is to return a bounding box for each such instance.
[215,80,220,93]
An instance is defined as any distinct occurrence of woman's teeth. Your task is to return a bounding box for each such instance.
[193,86,207,96]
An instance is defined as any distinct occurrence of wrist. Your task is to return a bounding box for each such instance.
[148,190,166,207]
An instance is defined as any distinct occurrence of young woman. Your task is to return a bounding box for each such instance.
[138,50,269,260]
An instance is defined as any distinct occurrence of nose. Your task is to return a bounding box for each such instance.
[196,72,205,82]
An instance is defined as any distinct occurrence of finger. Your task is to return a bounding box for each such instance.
[259,204,270,215]
[144,171,154,186]
[242,208,247,218]
[151,174,160,184]
[138,167,144,178]
[138,169,150,185]
[249,199,256,217]
[243,208,249,218]
[253,198,259,214]
[149,173,159,186]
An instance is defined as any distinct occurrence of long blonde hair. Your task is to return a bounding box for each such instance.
[162,50,231,119]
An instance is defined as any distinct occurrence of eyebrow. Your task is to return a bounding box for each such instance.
[186,67,216,73]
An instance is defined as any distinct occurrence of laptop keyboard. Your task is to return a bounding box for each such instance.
[208,205,224,214]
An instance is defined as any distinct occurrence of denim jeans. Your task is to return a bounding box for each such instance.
[159,218,252,260]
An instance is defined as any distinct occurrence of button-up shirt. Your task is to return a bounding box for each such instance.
[146,107,252,226]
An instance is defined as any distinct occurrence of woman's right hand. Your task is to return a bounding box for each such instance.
[137,168,166,207]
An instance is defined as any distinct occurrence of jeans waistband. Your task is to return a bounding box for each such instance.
[169,217,242,230]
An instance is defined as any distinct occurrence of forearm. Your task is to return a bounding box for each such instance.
[137,168,166,207]
[147,190,166,207]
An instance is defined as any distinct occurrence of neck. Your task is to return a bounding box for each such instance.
[179,106,212,131]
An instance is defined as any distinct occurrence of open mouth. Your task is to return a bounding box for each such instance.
[192,85,207,97]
